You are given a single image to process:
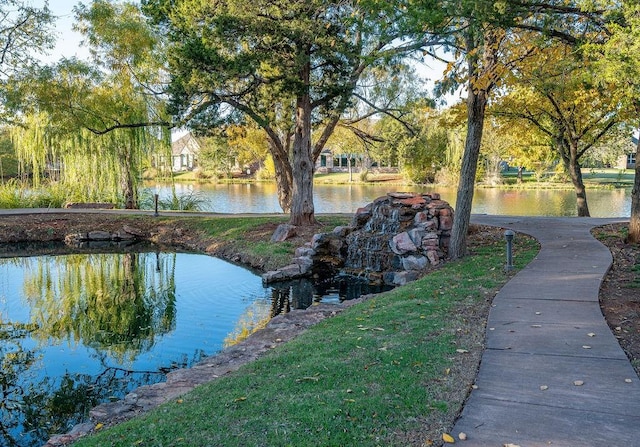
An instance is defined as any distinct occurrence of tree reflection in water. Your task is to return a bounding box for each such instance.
[0,251,178,447]
[23,252,177,363]
[0,251,387,446]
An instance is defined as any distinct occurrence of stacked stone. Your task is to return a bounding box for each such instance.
[262,192,454,286]
[344,192,453,285]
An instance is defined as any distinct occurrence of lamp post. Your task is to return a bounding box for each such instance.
[504,229,515,271]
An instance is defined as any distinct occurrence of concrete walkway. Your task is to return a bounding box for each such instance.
[453,216,640,446]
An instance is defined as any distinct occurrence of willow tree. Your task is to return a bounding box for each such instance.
[7,0,169,208]
[143,0,439,225]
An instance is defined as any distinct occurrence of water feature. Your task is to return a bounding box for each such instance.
[0,248,382,447]
[147,182,632,217]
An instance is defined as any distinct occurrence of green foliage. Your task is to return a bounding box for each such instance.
[0,1,54,79]
[0,130,18,178]
[196,136,236,177]
[138,188,206,211]
[371,103,449,184]
[0,179,73,208]
[3,0,171,208]
[0,179,28,208]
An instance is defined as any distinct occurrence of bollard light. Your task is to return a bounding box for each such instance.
[504,229,515,271]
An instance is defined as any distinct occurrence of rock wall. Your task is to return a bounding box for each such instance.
[263,192,454,286]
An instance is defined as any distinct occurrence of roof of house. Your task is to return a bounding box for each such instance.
[171,133,201,156]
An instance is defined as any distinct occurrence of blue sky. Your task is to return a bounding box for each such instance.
[33,0,92,61]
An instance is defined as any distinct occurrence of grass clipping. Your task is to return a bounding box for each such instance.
[75,226,538,447]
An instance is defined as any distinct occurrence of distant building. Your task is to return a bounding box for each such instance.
[617,136,637,169]
[171,133,201,171]
[315,148,396,173]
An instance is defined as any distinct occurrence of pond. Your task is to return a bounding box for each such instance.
[149,182,632,217]
[0,248,387,447]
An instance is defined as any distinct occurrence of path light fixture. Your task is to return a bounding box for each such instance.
[154,193,159,217]
[504,229,515,271]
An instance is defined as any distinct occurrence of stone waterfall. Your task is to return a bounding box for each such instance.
[262,192,454,286]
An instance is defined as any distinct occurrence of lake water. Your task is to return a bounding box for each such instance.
[148,182,632,217]
[0,250,385,446]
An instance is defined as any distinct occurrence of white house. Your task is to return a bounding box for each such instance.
[171,132,201,171]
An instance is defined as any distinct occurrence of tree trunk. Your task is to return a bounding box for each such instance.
[289,59,316,226]
[629,132,640,243]
[517,166,523,183]
[449,87,488,260]
[559,138,590,217]
[566,154,590,217]
[448,28,501,260]
[121,147,138,209]
[272,148,293,213]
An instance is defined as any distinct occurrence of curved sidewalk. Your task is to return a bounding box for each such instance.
[453,216,639,446]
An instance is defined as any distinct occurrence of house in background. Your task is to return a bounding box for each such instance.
[315,148,397,173]
[171,132,201,171]
[617,135,638,169]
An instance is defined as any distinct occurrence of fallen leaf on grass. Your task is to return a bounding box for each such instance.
[95,423,104,430]
[234,396,247,402]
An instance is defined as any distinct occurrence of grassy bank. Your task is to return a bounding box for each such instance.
[73,227,538,447]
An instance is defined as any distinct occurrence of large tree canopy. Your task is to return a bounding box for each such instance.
[588,0,640,241]
[142,0,439,225]
[429,0,612,258]
[493,38,620,216]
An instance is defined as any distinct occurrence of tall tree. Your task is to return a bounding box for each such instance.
[588,0,640,241]
[432,0,610,258]
[493,39,619,216]
[142,0,437,225]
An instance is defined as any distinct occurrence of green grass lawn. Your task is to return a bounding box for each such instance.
[73,231,538,447]
[582,168,635,186]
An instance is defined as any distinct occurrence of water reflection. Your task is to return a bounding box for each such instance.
[147,182,632,217]
[23,252,177,363]
[0,251,260,446]
[0,249,382,446]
